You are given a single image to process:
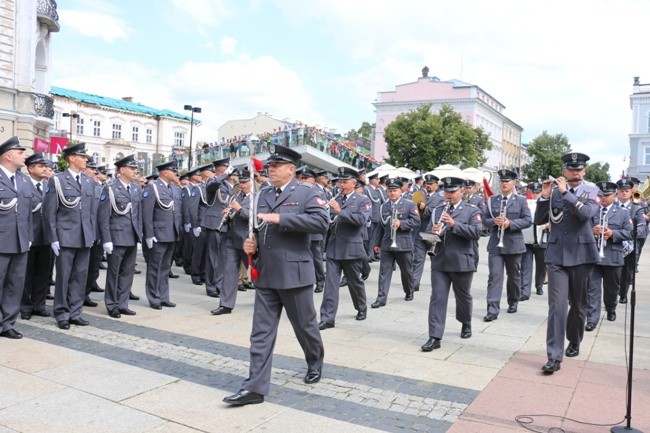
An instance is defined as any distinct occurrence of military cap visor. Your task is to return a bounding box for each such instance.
[0,136,26,156]
[115,154,139,168]
[598,181,618,195]
[337,166,360,180]
[616,179,634,190]
[62,143,89,158]
[266,144,301,165]
[561,152,590,169]
[386,178,403,189]
[212,157,230,167]
[441,177,465,192]
[25,152,47,166]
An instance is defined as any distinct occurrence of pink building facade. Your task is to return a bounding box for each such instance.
[373,72,523,171]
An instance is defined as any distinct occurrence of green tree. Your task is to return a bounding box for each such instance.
[55,140,80,172]
[585,162,610,183]
[357,121,374,140]
[383,103,491,170]
[522,131,571,181]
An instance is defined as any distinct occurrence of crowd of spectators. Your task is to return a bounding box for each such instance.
[191,122,379,171]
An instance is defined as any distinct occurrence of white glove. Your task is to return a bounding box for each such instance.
[193,227,201,237]
[225,165,235,175]
[29,241,32,249]
[51,241,60,257]
[103,242,113,255]
[184,223,191,233]
[146,237,157,249]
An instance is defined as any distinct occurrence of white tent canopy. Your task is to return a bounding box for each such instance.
[425,164,464,180]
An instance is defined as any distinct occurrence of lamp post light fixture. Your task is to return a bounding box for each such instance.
[184,104,202,170]
[61,112,80,141]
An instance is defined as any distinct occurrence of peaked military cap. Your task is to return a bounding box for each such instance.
[629,176,641,185]
[338,166,360,180]
[464,179,477,186]
[115,154,139,168]
[179,173,189,181]
[497,169,518,181]
[86,160,98,169]
[25,152,47,166]
[424,174,439,184]
[62,142,89,158]
[156,160,178,173]
[367,172,379,180]
[414,175,423,182]
[213,157,230,167]
[561,152,590,169]
[298,166,317,179]
[356,179,366,187]
[386,177,403,189]
[0,136,25,156]
[239,169,251,182]
[441,176,465,192]
[597,181,618,195]
[267,144,301,165]
[187,167,202,177]
[527,181,543,193]
[259,168,269,177]
[146,174,158,181]
[358,168,366,175]
[199,163,215,173]
[96,165,108,175]
[316,169,329,178]
[616,179,634,190]
[379,174,389,182]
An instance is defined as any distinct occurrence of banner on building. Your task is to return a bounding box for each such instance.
[34,137,49,152]
[49,136,69,155]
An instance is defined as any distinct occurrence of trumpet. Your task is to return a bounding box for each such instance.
[496,198,507,248]
[596,211,608,259]
[424,200,451,256]
[390,204,398,248]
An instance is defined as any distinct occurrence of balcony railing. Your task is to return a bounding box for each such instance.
[33,93,55,119]
[37,0,60,32]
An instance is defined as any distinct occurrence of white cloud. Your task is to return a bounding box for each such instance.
[220,36,237,56]
[59,9,131,42]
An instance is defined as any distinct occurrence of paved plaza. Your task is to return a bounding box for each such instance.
[1,237,649,432]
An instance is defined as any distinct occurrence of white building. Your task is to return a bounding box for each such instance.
[627,76,650,181]
[218,112,288,140]
[51,87,197,175]
[0,0,58,147]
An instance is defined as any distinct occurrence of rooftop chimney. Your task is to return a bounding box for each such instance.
[122,97,133,102]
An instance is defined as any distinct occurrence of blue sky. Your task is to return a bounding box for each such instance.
[52,0,650,177]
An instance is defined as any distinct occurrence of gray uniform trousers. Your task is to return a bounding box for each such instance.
[104,245,137,311]
[428,270,473,339]
[311,239,325,285]
[587,265,621,324]
[191,230,207,279]
[376,251,413,303]
[204,229,224,295]
[85,242,103,296]
[411,237,429,291]
[546,263,593,361]
[54,247,91,321]
[520,244,546,297]
[21,245,51,315]
[219,237,248,309]
[145,241,174,306]
[368,222,381,259]
[320,257,366,325]
[242,285,324,396]
[486,253,523,315]
[0,252,28,332]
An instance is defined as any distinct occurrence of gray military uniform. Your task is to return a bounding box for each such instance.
[412,192,444,291]
[202,173,232,296]
[190,181,209,281]
[219,190,250,310]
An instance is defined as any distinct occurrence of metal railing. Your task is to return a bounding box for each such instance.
[36,0,60,31]
[33,93,55,119]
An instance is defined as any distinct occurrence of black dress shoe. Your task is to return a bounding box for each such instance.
[21,313,32,320]
[32,309,50,317]
[483,313,497,322]
[129,292,140,301]
[421,337,441,351]
[507,305,518,314]
[607,311,616,321]
[314,283,324,293]
[318,321,334,330]
[192,278,203,286]
[91,286,104,293]
[0,329,23,339]
[460,323,472,339]
[206,292,220,298]
[404,293,414,301]
[619,297,628,304]
[83,299,98,307]
[133,269,142,275]
[519,295,529,301]
[151,304,162,310]
[223,389,264,406]
[108,309,121,319]
[161,301,176,308]
[585,322,596,332]
[58,321,70,330]
[339,277,348,287]
[119,308,137,316]
[536,288,544,295]
[542,359,561,374]
[69,317,89,326]
[211,306,232,315]
[361,272,369,281]
[304,368,322,384]
[565,343,580,357]
[244,282,255,290]
[371,300,385,309]
[98,262,108,270]
[169,272,179,279]
[237,284,247,292]
[355,310,367,321]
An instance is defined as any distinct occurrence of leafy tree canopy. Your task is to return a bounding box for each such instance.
[383,103,491,171]
[584,162,610,183]
[522,131,571,181]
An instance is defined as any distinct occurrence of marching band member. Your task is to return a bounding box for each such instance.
[520,182,548,299]
[615,178,646,303]
[298,166,328,294]
[83,161,104,308]
[364,172,384,263]
[586,181,632,330]
[421,176,482,351]
[189,164,215,286]
[371,178,420,308]
[483,169,531,321]
[412,174,443,292]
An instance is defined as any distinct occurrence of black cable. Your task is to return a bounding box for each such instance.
[515,414,627,432]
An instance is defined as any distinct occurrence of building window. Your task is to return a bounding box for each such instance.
[644,146,650,165]
[93,120,101,137]
[174,131,185,147]
[132,126,139,142]
[647,116,650,133]
[112,123,122,139]
[76,117,84,135]
[146,128,153,144]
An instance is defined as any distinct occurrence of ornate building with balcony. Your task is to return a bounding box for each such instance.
[627,76,650,181]
[0,0,58,147]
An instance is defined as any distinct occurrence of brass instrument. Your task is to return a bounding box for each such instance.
[496,197,507,248]
[217,184,243,230]
[422,200,451,256]
[597,210,607,259]
[633,191,644,204]
[412,190,426,216]
[390,204,398,248]
[327,192,342,225]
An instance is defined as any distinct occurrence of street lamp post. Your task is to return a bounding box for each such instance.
[62,112,80,141]
[184,105,201,170]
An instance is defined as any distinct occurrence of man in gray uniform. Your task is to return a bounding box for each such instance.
[83,161,104,307]
[616,178,646,304]
[365,172,384,262]
[43,142,96,329]
[20,152,52,321]
[535,152,600,374]
[412,174,444,292]
[190,164,214,285]
[586,181,632,330]
[372,178,420,308]
[223,144,328,406]
[142,161,182,309]
[483,169,531,321]
[422,176,482,350]
[318,167,371,330]
[298,166,328,293]
[98,155,143,318]
[0,137,32,339]
[520,182,548,299]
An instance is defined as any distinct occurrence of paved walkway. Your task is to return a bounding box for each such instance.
[1,238,648,432]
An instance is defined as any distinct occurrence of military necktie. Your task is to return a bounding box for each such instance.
[76,174,80,185]
[36,182,42,195]
[10,175,15,190]
[275,188,282,200]
[448,204,455,214]
[127,185,131,194]
[341,194,347,205]
[569,188,575,194]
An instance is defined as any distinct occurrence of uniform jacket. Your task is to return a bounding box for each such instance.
[309,184,329,242]
[43,170,96,248]
[28,178,47,246]
[91,180,103,241]
[535,181,600,266]
[617,200,647,240]
[364,185,384,223]
[181,184,193,227]
[202,173,232,231]
[484,193,532,254]
[427,201,482,272]
[98,180,143,247]
[327,191,371,260]
[189,182,209,229]
[419,192,444,234]
[253,179,329,289]
[227,191,251,249]
[142,178,181,242]
[0,169,32,253]
[591,204,632,267]
[376,198,420,251]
